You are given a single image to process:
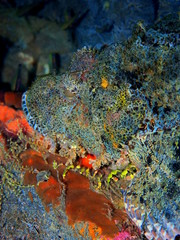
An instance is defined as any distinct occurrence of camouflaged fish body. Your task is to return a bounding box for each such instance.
[123,127,180,240]
[22,44,148,158]
[22,23,180,240]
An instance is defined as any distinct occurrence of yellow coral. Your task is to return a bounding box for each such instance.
[101,77,108,88]
[117,91,127,108]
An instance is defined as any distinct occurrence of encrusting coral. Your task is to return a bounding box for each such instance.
[0,103,140,239]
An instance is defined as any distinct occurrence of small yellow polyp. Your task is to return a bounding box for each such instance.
[101,77,108,88]
[112,142,118,148]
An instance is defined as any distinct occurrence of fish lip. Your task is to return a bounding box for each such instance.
[22,91,27,108]
[21,91,47,136]
[21,91,36,129]
[22,91,29,116]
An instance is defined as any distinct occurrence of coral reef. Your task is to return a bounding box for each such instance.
[0,104,140,239]
[0,15,180,240]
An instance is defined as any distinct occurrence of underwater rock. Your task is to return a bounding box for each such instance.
[0,6,74,90]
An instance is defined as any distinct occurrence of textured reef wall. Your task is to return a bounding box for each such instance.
[0,104,140,239]
[0,15,180,240]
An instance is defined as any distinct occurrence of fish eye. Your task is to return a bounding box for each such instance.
[64,89,76,98]
[71,87,77,93]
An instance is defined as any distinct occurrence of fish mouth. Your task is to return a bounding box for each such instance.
[22,91,45,134]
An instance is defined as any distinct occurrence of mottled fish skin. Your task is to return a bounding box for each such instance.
[22,24,180,240]
[22,46,148,159]
[124,130,180,240]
